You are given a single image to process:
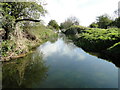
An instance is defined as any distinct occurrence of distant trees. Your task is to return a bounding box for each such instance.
[89,14,120,29]
[96,15,113,29]
[60,16,79,29]
[113,17,120,28]
[48,20,59,30]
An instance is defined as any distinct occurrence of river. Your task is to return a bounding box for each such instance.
[2,34,118,88]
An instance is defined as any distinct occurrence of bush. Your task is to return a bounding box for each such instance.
[48,20,59,30]
[64,25,88,35]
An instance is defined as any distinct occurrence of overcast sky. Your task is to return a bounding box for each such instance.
[42,0,120,26]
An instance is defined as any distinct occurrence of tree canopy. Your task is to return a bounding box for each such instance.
[0,1,46,39]
[48,20,59,30]
[113,17,120,28]
[96,14,113,29]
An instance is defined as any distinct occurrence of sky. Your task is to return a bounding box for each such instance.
[42,0,120,26]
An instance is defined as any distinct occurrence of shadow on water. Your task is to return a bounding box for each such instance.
[2,51,48,88]
[66,34,120,68]
[73,40,120,68]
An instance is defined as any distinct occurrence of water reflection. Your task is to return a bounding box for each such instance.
[2,37,118,88]
[38,38,86,61]
[73,39,120,68]
[36,38,118,88]
[2,52,48,88]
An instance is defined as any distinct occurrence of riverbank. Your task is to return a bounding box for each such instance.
[2,36,118,88]
[1,24,58,61]
[64,26,120,67]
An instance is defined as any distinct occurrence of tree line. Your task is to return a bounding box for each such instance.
[90,14,120,29]
[47,16,80,30]
[48,12,120,31]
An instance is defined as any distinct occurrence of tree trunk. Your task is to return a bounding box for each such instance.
[2,19,41,40]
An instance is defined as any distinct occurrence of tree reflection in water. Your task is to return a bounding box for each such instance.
[2,51,48,88]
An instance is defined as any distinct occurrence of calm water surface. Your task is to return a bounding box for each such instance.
[2,36,118,88]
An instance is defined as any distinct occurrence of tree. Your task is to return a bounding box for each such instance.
[96,14,113,29]
[0,1,46,40]
[48,20,59,30]
[60,16,79,29]
[113,17,120,28]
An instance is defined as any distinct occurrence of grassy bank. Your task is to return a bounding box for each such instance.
[1,23,58,61]
[64,26,120,67]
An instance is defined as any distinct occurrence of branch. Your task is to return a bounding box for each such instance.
[15,19,41,23]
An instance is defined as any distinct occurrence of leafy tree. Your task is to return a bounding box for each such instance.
[0,1,46,40]
[60,16,79,29]
[113,17,120,28]
[89,22,98,28]
[96,14,113,29]
[110,9,120,28]
[48,20,59,30]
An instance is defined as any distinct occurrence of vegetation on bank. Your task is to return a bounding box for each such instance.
[60,11,120,66]
[64,25,120,66]
[0,1,58,61]
[47,20,59,30]
[74,27,120,51]
[0,2,46,40]
[62,12,120,61]
[1,23,57,61]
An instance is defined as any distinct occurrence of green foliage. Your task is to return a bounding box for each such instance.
[1,2,46,20]
[70,25,88,30]
[89,22,98,28]
[113,17,120,28]
[48,20,59,30]
[79,28,119,40]
[22,23,58,45]
[105,42,120,60]
[108,42,120,51]
[0,1,46,39]
[64,25,88,35]
[1,40,16,56]
[1,23,57,60]
[66,26,120,52]
[96,14,113,29]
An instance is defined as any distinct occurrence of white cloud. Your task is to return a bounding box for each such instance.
[38,38,86,61]
[42,0,120,26]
